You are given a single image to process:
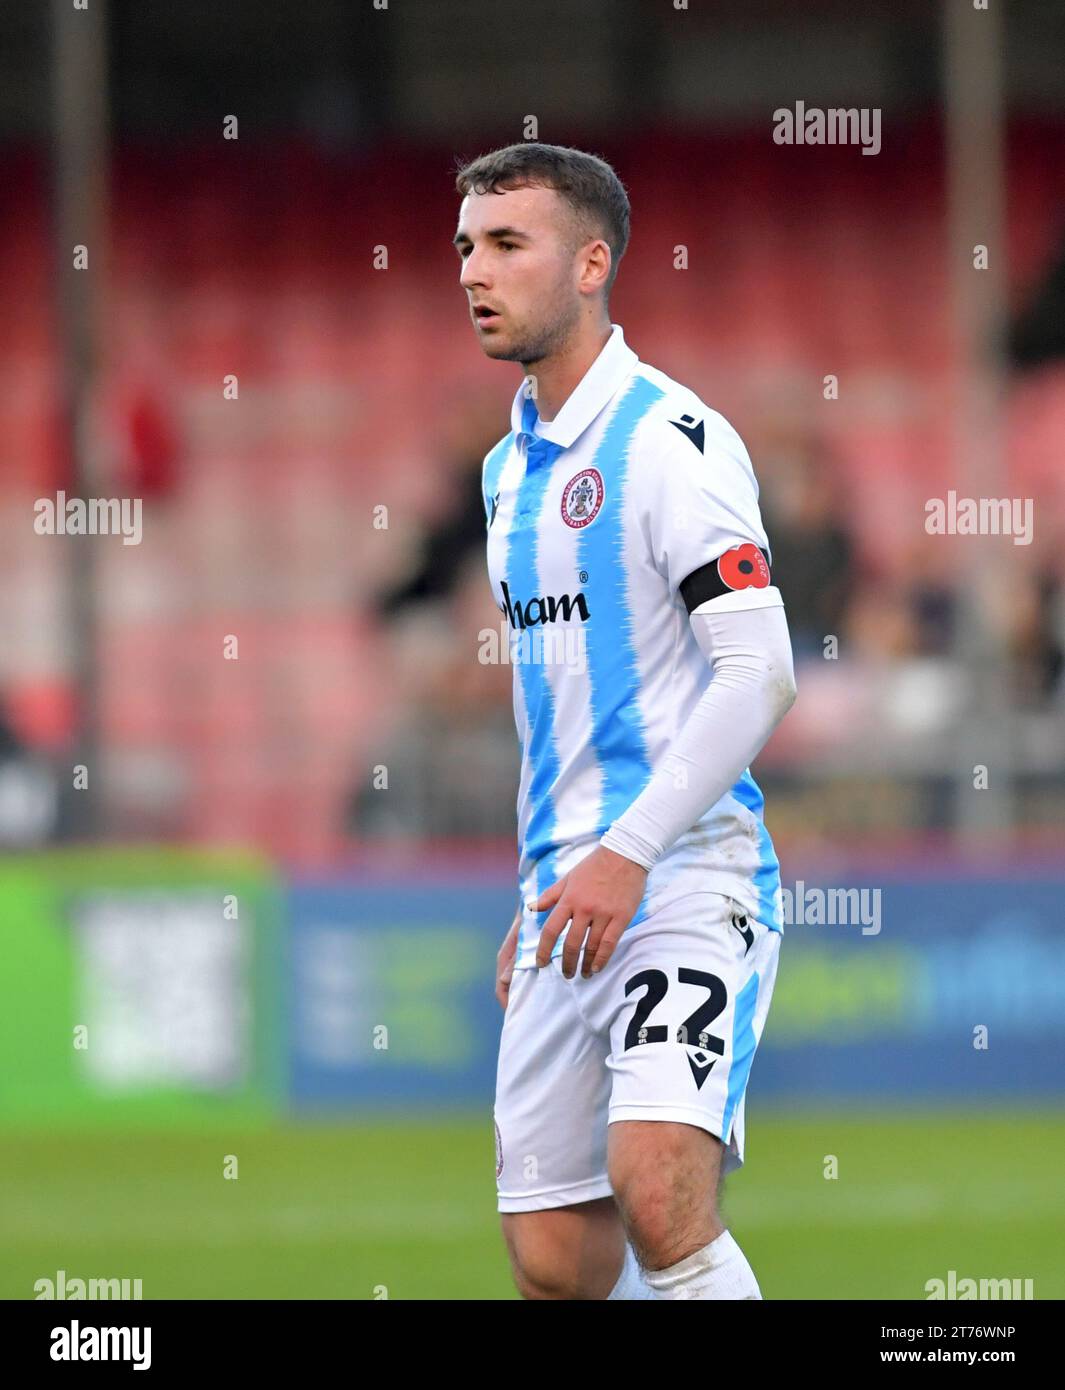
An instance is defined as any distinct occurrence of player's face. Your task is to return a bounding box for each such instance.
[455,185,584,365]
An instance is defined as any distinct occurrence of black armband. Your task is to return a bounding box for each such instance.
[678,543,772,614]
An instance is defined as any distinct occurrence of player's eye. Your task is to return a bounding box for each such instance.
[498,241,516,251]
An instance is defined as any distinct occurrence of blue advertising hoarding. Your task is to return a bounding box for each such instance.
[287,876,511,1108]
[286,867,1065,1111]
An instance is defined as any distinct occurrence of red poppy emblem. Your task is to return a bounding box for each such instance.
[717,543,770,591]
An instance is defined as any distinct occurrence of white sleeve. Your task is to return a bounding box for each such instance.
[599,603,797,872]
[636,407,772,603]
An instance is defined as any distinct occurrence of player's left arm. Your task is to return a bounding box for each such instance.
[533,597,796,976]
[532,408,797,978]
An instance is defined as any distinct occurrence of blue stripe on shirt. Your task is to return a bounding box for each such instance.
[729,769,782,931]
[576,374,665,831]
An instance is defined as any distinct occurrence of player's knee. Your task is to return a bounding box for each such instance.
[503,1233,590,1300]
[502,1202,622,1300]
[509,1255,583,1300]
[616,1188,710,1270]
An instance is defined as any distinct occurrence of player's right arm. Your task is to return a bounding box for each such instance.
[496,905,521,1009]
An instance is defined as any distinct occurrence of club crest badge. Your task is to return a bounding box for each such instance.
[561,468,605,528]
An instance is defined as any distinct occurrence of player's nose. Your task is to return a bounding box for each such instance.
[459,249,487,290]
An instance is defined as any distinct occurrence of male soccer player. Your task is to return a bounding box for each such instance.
[453,143,797,1300]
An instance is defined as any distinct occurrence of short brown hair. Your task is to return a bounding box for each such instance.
[454,142,630,299]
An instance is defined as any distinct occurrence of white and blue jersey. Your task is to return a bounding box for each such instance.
[483,323,784,970]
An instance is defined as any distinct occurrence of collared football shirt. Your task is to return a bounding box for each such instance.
[483,323,784,970]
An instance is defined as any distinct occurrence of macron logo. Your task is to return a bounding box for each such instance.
[669,415,705,454]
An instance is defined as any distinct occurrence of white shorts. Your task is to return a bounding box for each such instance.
[493,892,780,1213]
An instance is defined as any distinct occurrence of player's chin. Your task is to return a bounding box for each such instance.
[474,328,522,360]
[477,338,519,361]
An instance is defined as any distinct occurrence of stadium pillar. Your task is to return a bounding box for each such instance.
[942,0,1016,843]
[50,0,110,836]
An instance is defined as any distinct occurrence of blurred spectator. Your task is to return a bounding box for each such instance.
[0,706,59,848]
[1010,567,1065,707]
[756,427,857,658]
[374,458,488,620]
[348,552,518,839]
[351,387,519,840]
[898,534,958,657]
[1010,230,1065,371]
[374,396,502,620]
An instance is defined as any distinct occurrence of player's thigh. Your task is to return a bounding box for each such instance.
[500,1196,625,1300]
[607,1118,725,1206]
[592,895,779,1241]
[607,1119,725,1264]
[494,960,613,1215]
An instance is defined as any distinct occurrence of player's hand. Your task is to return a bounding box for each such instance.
[496,908,521,1010]
[531,846,647,979]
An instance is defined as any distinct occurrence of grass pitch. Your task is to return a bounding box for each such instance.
[2,1109,1061,1300]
